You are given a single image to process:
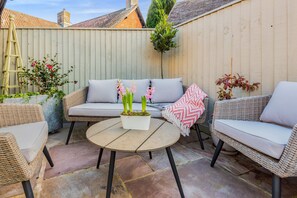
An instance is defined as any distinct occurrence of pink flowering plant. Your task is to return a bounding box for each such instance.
[20,54,77,96]
[117,81,155,116]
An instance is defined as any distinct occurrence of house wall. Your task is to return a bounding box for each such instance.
[115,10,143,28]
[0,28,161,94]
[163,0,297,104]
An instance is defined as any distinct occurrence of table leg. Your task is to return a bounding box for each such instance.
[97,148,104,169]
[106,151,116,198]
[166,147,185,198]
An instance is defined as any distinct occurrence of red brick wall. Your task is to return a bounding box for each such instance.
[115,10,143,28]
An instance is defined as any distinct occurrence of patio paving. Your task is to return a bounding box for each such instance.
[1,121,297,197]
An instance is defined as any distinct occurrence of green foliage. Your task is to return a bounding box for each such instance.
[20,54,77,94]
[150,14,178,54]
[146,0,176,28]
[141,96,147,112]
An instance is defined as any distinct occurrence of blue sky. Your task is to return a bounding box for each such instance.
[5,0,152,24]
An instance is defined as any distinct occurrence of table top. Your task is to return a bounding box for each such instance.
[86,118,180,152]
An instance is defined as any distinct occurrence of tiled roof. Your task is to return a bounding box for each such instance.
[1,8,60,28]
[71,5,145,28]
[168,0,236,25]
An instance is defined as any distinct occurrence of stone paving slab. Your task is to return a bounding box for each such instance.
[45,140,133,179]
[41,166,130,198]
[125,158,270,198]
[138,142,203,171]
[115,155,154,182]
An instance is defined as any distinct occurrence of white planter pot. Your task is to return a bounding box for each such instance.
[121,115,151,130]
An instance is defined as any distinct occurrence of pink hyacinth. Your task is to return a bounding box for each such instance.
[145,87,155,100]
[130,84,137,94]
[117,81,126,99]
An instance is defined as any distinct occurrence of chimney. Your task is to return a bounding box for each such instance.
[57,9,71,27]
[126,0,138,9]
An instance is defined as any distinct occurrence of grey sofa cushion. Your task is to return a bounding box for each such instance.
[87,79,118,103]
[260,81,297,128]
[119,79,150,103]
[69,103,172,118]
[214,119,292,159]
[0,121,48,162]
[151,78,183,103]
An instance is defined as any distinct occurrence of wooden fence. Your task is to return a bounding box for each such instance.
[164,0,297,102]
[0,28,161,94]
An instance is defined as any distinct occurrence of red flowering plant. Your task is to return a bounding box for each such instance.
[20,55,77,97]
[216,73,260,100]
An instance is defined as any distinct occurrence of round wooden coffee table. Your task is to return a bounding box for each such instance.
[86,118,184,198]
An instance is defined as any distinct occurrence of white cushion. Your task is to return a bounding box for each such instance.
[69,103,170,118]
[0,121,48,162]
[119,79,150,103]
[260,81,297,128]
[87,79,118,103]
[214,119,292,159]
[151,78,183,103]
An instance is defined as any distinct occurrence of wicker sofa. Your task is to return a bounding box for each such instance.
[63,86,209,148]
[210,95,297,198]
[0,104,54,198]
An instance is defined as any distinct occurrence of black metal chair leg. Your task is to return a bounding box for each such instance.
[22,180,34,198]
[210,139,224,167]
[106,151,116,198]
[149,151,152,159]
[97,148,104,169]
[166,147,185,198]
[66,121,75,145]
[272,174,281,198]
[195,124,205,150]
[43,146,54,167]
[87,122,91,127]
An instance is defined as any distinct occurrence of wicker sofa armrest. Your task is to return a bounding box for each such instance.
[0,133,32,184]
[63,87,88,121]
[213,95,271,122]
[279,124,297,176]
[0,104,44,128]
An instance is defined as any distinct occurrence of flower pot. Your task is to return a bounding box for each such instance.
[209,120,238,155]
[3,95,63,133]
[121,115,151,130]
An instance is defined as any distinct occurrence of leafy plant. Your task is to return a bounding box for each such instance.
[146,0,176,28]
[150,13,178,78]
[216,73,260,100]
[19,54,77,95]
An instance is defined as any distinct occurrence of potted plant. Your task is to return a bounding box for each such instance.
[150,11,178,79]
[117,82,155,130]
[210,73,260,154]
[1,55,77,132]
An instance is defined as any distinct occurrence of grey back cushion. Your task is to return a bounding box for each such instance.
[260,81,297,128]
[87,79,118,103]
[151,78,183,103]
[120,79,150,103]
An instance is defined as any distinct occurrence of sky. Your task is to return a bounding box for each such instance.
[5,0,152,24]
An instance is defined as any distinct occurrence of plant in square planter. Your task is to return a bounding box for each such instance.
[118,82,155,130]
[1,55,77,132]
[211,73,260,154]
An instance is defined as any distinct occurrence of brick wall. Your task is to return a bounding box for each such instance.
[115,10,143,28]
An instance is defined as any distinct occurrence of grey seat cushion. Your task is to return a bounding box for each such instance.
[214,119,292,159]
[260,81,297,128]
[0,121,48,163]
[151,78,183,103]
[69,103,171,118]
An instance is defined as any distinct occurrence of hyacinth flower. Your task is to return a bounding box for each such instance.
[145,87,155,101]
[122,95,128,114]
[117,80,126,100]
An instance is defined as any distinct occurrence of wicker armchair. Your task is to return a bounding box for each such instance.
[0,104,54,198]
[210,96,297,198]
